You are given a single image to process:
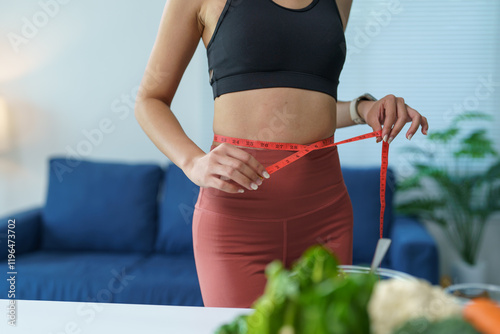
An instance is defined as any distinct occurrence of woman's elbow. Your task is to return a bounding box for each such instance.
[134,97,145,123]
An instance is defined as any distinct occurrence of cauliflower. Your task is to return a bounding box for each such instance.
[368,279,462,334]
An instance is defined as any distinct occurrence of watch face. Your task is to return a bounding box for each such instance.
[361,93,377,101]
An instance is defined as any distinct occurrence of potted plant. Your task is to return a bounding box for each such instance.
[395,111,500,283]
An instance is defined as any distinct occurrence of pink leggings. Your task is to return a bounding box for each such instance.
[192,144,353,308]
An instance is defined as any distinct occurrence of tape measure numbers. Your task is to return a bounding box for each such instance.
[213,130,389,239]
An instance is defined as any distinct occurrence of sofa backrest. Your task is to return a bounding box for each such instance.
[40,157,163,253]
[154,164,199,255]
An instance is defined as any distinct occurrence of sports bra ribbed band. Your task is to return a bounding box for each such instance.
[206,0,346,100]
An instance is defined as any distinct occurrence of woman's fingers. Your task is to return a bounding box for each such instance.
[421,114,429,135]
[405,106,429,140]
[364,94,428,143]
[363,103,383,142]
[381,95,397,141]
[212,158,261,191]
[386,97,409,144]
[211,176,246,194]
[221,143,270,180]
[207,143,269,192]
[405,106,422,140]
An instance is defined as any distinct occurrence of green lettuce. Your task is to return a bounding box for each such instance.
[215,244,377,334]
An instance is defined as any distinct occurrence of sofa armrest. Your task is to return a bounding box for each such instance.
[0,208,42,259]
[389,215,439,285]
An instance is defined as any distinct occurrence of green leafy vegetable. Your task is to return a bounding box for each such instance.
[214,244,378,334]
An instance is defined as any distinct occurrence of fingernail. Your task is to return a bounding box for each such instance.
[251,183,258,190]
[263,171,270,179]
[407,133,413,141]
[387,137,394,145]
[238,189,245,193]
[256,179,263,186]
[383,135,388,142]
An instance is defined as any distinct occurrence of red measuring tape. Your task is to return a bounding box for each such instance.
[213,130,389,239]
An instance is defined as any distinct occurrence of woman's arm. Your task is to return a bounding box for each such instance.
[135,0,268,193]
[333,0,356,129]
[335,100,357,128]
[135,0,205,172]
[336,95,429,143]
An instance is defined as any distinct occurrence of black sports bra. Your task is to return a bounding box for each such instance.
[206,0,346,101]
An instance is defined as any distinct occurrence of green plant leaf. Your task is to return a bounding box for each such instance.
[484,159,500,180]
[452,111,493,126]
[454,129,498,159]
[427,216,449,228]
[411,163,441,175]
[427,127,459,143]
[395,198,446,217]
[396,175,422,191]
[411,165,458,191]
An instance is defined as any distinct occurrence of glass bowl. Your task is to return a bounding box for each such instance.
[337,265,417,281]
[444,283,500,306]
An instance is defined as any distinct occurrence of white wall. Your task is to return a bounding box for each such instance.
[0,0,215,216]
[0,0,499,284]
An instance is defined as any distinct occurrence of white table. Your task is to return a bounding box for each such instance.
[0,299,254,334]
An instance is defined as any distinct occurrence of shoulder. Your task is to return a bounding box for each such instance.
[162,0,207,33]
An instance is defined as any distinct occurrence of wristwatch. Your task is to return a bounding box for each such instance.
[349,93,377,124]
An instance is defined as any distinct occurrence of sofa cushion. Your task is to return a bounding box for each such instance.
[155,163,200,254]
[0,208,42,259]
[0,250,144,302]
[113,253,203,306]
[341,167,395,265]
[41,157,163,252]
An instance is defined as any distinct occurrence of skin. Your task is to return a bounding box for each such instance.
[135,0,429,194]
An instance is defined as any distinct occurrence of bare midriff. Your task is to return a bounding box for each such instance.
[211,87,337,149]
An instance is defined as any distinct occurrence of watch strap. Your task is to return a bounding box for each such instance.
[350,93,377,124]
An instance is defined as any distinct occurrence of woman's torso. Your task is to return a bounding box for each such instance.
[199,0,343,146]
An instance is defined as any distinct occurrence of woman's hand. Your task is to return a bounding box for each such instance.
[184,144,270,194]
[357,94,429,144]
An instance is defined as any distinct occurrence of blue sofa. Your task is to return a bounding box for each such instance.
[0,157,438,306]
